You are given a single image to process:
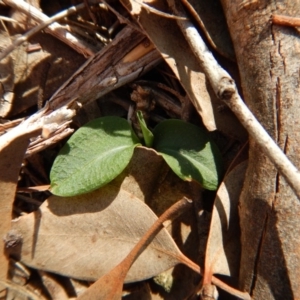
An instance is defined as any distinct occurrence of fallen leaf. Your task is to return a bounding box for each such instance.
[0,38,14,118]
[75,191,250,300]
[0,31,49,117]
[0,29,85,117]
[0,127,42,284]
[204,161,248,281]
[8,181,184,282]
[6,146,250,300]
[77,197,193,300]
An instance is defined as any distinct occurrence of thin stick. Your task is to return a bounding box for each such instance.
[272,14,300,27]
[0,280,43,300]
[168,0,300,200]
[132,0,188,20]
[0,16,18,23]
[181,0,234,61]
[2,0,95,57]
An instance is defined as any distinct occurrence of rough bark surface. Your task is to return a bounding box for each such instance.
[221,1,300,299]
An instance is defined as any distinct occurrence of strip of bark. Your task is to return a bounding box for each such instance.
[49,26,161,110]
[220,1,300,298]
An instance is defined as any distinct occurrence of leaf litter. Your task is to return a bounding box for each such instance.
[6,148,196,281]
[0,0,251,299]
[204,161,248,280]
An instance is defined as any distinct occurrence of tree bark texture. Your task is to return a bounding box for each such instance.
[221,1,300,299]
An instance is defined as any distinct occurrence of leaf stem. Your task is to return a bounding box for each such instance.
[272,14,300,27]
[77,197,193,300]
[119,197,193,271]
[177,243,251,299]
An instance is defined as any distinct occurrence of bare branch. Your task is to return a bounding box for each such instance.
[168,0,300,199]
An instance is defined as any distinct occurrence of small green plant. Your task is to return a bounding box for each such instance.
[50,112,223,196]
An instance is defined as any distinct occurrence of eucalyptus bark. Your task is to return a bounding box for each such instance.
[221,1,300,298]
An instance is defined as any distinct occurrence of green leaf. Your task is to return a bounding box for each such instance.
[50,117,141,196]
[153,120,223,190]
[136,110,154,147]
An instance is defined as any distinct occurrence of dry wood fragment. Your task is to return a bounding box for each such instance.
[49,26,161,110]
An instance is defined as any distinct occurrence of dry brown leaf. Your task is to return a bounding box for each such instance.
[4,145,250,300]
[0,30,85,117]
[77,198,194,300]
[204,161,248,281]
[0,128,42,285]
[39,271,69,300]
[75,191,250,300]
[0,39,14,117]
[7,185,183,283]
[0,31,49,116]
[122,0,247,141]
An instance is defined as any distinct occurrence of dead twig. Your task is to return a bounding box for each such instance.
[25,128,74,157]
[168,0,300,200]
[2,0,95,57]
[132,0,188,20]
[272,14,300,27]
[181,0,234,61]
